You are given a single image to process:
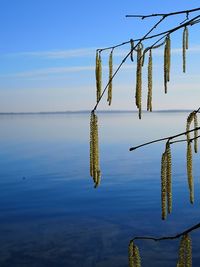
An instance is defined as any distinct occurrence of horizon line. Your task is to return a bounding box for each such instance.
[0,109,194,115]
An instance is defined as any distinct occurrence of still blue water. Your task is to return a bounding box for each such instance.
[0,112,199,267]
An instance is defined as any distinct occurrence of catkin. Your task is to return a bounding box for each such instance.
[166,141,172,214]
[164,36,171,94]
[130,39,134,62]
[177,235,186,267]
[147,49,152,112]
[187,141,194,204]
[164,40,168,94]
[96,51,102,103]
[185,234,192,267]
[183,27,188,73]
[107,50,113,106]
[186,112,194,141]
[90,112,101,187]
[90,113,94,177]
[166,35,171,82]
[135,44,143,119]
[161,152,167,220]
[128,240,141,267]
[186,111,198,153]
[128,240,134,267]
[177,234,192,267]
[194,112,198,153]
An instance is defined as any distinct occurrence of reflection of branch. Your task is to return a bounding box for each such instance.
[130,222,200,242]
[126,7,200,19]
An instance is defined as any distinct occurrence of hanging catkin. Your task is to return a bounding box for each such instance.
[187,141,194,204]
[130,39,134,62]
[183,26,189,73]
[128,240,141,267]
[90,112,101,188]
[107,50,113,106]
[166,141,172,214]
[186,111,194,142]
[135,44,143,119]
[128,240,134,267]
[96,51,102,103]
[164,35,171,94]
[177,234,192,267]
[147,49,152,112]
[194,112,198,153]
[90,113,94,177]
[166,35,171,82]
[161,152,167,220]
[185,234,192,267]
[186,111,198,153]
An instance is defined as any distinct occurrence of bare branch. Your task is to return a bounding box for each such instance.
[129,127,200,151]
[126,7,200,19]
[169,134,200,145]
[92,16,166,112]
[129,107,200,150]
[98,15,200,52]
[93,15,200,112]
[130,222,200,242]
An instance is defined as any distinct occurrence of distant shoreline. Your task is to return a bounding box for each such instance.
[0,110,193,115]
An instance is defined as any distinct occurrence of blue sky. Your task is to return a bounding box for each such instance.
[1,0,200,112]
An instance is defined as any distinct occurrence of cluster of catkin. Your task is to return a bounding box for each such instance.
[90,112,101,188]
[95,27,190,119]
[135,36,171,118]
[96,51,102,103]
[161,141,172,220]
[128,240,141,267]
[96,50,113,106]
[186,111,198,203]
[177,234,192,267]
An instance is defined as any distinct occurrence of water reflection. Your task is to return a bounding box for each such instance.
[0,112,199,266]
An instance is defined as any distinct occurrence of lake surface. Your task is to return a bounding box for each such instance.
[0,112,200,267]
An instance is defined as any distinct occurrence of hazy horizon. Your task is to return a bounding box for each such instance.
[0,109,195,114]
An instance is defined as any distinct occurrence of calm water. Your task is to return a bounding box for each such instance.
[0,112,200,267]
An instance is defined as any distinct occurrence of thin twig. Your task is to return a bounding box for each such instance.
[92,16,166,112]
[126,7,200,19]
[129,107,200,149]
[131,222,200,242]
[169,134,200,145]
[98,14,200,52]
[129,127,200,151]
[93,15,200,112]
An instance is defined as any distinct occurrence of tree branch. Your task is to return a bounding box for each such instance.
[126,7,200,19]
[92,16,166,112]
[129,107,200,150]
[98,14,200,52]
[169,134,200,145]
[93,15,200,112]
[129,127,200,151]
[131,222,200,242]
